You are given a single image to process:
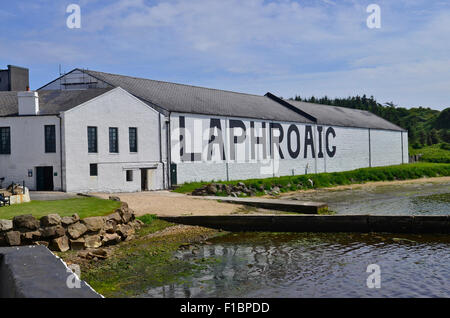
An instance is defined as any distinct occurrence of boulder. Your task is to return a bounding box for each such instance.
[0,219,13,232]
[51,235,70,252]
[13,214,39,230]
[89,248,108,260]
[67,222,88,239]
[5,231,21,246]
[109,196,121,202]
[104,219,118,234]
[21,230,42,241]
[70,238,86,250]
[41,225,66,238]
[128,220,142,231]
[40,214,62,227]
[102,233,121,246]
[117,206,134,224]
[84,234,102,249]
[116,224,135,239]
[82,216,105,232]
[106,212,122,224]
[61,214,80,226]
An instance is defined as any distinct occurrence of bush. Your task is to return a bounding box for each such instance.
[137,214,158,225]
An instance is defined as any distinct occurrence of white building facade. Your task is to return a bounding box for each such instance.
[0,68,408,193]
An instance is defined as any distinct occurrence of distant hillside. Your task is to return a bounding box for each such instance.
[291,94,450,148]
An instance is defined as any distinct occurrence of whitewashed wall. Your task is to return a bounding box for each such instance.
[0,116,62,190]
[170,113,406,184]
[62,88,166,193]
[40,70,111,90]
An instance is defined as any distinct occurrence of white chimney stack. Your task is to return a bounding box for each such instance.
[18,91,39,115]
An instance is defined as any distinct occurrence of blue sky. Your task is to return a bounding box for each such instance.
[0,0,449,110]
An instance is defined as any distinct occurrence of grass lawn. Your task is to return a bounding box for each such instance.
[174,162,450,195]
[410,143,450,163]
[0,197,121,220]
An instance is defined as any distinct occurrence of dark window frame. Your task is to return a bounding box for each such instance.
[0,127,11,155]
[109,127,119,153]
[87,126,98,153]
[90,163,98,176]
[126,170,133,182]
[129,127,138,153]
[44,125,56,153]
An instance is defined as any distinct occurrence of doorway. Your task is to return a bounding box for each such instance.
[140,168,156,191]
[36,167,54,191]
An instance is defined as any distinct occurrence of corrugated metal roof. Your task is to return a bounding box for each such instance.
[286,100,406,131]
[0,89,112,117]
[81,69,315,123]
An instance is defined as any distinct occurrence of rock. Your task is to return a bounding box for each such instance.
[40,214,62,227]
[67,222,88,239]
[77,250,90,259]
[128,220,142,230]
[84,234,102,248]
[51,235,70,252]
[13,214,39,230]
[237,182,246,187]
[5,231,21,246]
[116,224,135,239]
[41,225,66,238]
[89,249,108,260]
[118,207,134,224]
[272,186,280,192]
[102,233,121,246]
[0,219,13,232]
[82,216,105,232]
[61,215,78,226]
[109,196,121,202]
[206,183,218,194]
[104,219,118,234]
[70,238,86,250]
[34,241,49,247]
[106,212,122,224]
[21,230,42,241]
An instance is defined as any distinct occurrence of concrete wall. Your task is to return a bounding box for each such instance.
[0,115,62,190]
[170,113,406,185]
[62,87,167,193]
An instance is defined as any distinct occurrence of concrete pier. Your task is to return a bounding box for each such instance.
[160,215,450,234]
[202,196,328,214]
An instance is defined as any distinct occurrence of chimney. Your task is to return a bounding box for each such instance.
[18,91,39,115]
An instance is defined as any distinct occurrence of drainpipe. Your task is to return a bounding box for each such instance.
[166,115,171,188]
[158,114,165,189]
[57,114,64,191]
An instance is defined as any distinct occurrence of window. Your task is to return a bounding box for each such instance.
[129,127,138,152]
[0,127,11,154]
[126,170,133,182]
[45,125,56,153]
[87,127,97,153]
[90,164,98,176]
[109,127,119,153]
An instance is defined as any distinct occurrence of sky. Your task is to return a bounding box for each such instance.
[0,0,449,110]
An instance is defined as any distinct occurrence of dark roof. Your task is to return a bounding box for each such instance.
[80,69,315,123]
[286,100,406,131]
[0,89,112,117]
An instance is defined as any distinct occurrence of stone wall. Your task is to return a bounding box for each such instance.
[0,202,142,252]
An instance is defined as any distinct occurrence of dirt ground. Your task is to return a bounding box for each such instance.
[92,191,247,217]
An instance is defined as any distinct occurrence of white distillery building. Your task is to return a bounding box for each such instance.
[0,68,408,193]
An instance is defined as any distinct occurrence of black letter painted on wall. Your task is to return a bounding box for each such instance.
[326,127,337,157]
[304,125,315,158]
[270,123,284,159]
[179,116,202,162]
[207,118,226,161]
[287,124,300,159]
[317,126,324,158]
[229,120,246,161]
[250,122,267,160]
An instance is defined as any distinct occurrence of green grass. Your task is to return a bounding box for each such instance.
[410,143,450,163]
[0,197,121,220]
[174,163,450,196]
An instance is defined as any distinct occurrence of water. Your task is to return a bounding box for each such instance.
[142,181,450,298]
[142,233,450,298]
[285,181,450,215]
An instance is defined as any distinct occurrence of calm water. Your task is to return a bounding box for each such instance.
[142,182,450,298]
[285,181,450,215]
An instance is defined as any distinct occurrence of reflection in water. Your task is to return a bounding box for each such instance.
[142,233,450,298]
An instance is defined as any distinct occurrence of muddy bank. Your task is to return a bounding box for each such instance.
[58,219,225,298]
